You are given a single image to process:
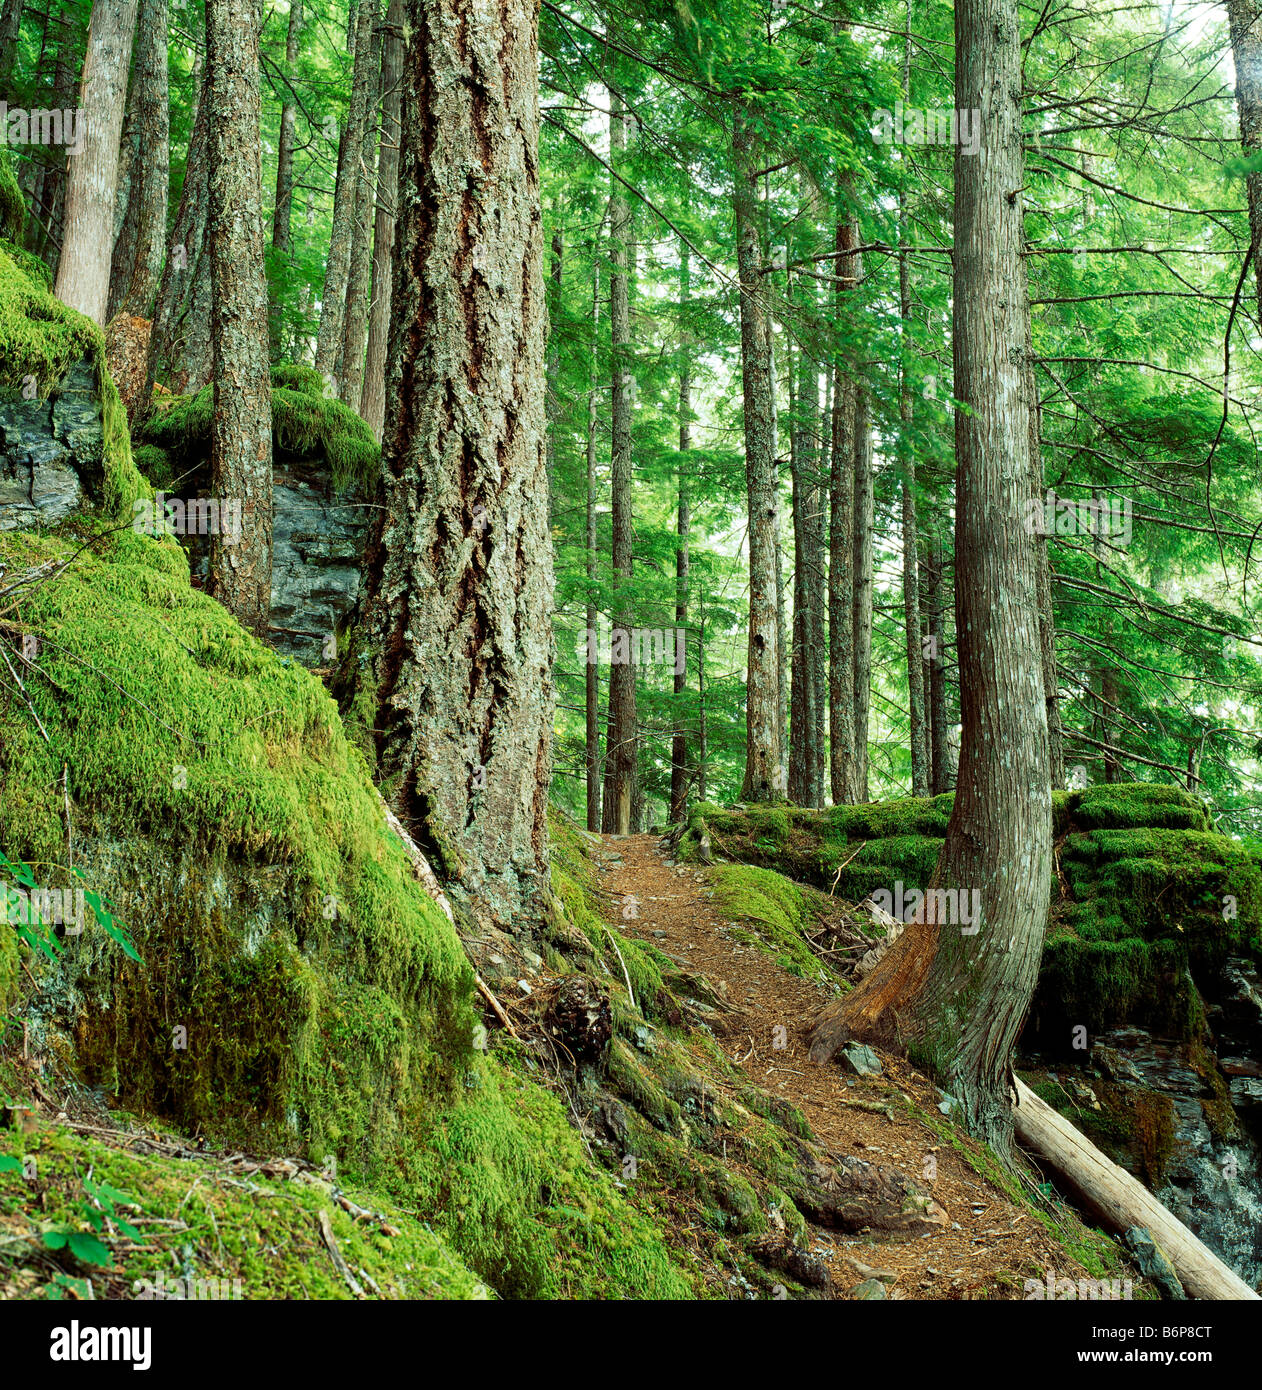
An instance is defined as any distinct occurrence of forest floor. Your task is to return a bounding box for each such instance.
[599,832,1119,1300]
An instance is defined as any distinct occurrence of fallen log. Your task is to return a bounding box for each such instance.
[1013,1077,1259,1301]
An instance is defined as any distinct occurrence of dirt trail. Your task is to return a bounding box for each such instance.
[599,832,1090,1299]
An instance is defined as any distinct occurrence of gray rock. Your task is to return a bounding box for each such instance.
[1123,1226,1185,1300]
[850,1278,887,1300]
[839,1043,883,1078]
[0,357,101,530]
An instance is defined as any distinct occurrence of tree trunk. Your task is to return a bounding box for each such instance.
[733,104,781,803]
[926,528,950,794]
[811,0,1051,1162]
[314,0,376,388]
[205,0,273,639]
[0,0,21,89]
[543,219,563,516]
[339,3,382,406]
[789,312,822,807]
[585,258,601,833]
[852,376,873,802]
[53,0,138,325]
[33,1,77,271]
[360,0,402,438]
[145,65,214,398]
[1227,0,1262,326]
[669,248,692,826]
[605,92,636,836]
[899,200,930,798]
[271,0,302,254]
[359,0,553,929]
[108,0,168,319]
[810,367,829,804]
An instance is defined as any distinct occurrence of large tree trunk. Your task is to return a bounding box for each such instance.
[543,220,563,514]
[585,256,601,833]
[108,0,168,320]
[811,0,1050,1161]
[271,0,302,254]
[145,66,214,399]
[205,0,273,639]
[359,0,553,929]
[669,248,692,826]
[1228,0,1262,325]
[53,0,138,325]
[313,0,377,388]
[733,104,781,803]
[604,92,636,835]
[360,0,402,438]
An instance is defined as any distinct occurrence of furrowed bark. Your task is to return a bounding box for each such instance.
[360,0,554,930]
[205,0,273,639]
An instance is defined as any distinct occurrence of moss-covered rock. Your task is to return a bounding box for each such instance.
[139,367,379,494]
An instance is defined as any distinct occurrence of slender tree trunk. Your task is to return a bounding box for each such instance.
[698,594,708,802]
[814,0,1051,1161]
[271,0,302,253]
[53,0,138,325]
[544,219,563,514]
[789,309,822,806]
[928,531,951,793]
[585,257,601,833]
[314,0,376,387]
[733,104,781,803]
[899,146,930,797]
[1022,257,1063,788]
[339,3,381,406]
[605,92,636,835]
[1227,0,1262,325]
[852,376,873,802]
[205,0,273,638]
[0,0,22,89]
[669,247,692,825]
[828,212,858,805]
[360,0,553,927]
[360,0,402,438]
[810,366,829,804]
[145,65,214,399]
[108,0,168,319]
[34,1,77,271]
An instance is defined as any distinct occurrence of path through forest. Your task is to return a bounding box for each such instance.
[599,834,1096,1299]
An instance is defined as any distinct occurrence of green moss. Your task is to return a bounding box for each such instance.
[0,149,22,243]
[0,1122,487,1300]
[140,376,380,494]
[706,863,831,979]
[131,442,174,487]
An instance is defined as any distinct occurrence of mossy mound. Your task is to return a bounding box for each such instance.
[681,785,1261,1042]
[0,524,695,1298]
[137,364,379,494]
